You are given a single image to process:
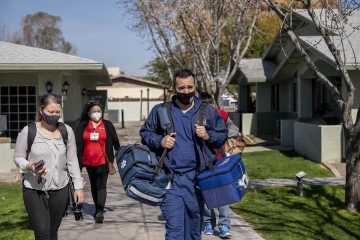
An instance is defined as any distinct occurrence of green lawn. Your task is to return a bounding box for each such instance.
[0,182,32,240]
[232,186,360,240]
[241,151,334,179]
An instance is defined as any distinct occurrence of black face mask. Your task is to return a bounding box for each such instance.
[176,91,195,105]
[41,112,60,125]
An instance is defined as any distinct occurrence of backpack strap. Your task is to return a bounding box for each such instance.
[27,122,37,159]
[27,122,68,158]
[198,102,207,127]
[198,102,224,172]
[58,122,68,148]
[155,101,172,175]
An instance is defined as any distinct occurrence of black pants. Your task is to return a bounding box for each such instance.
[85,164,108,214]
[23,184,69,240]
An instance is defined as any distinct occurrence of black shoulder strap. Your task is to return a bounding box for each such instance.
[27,122,37,159]
[58,122,68,147]
[198,102,207,126]
[27,122,68,158]
[163,101,172,132]
[155,101,172,175]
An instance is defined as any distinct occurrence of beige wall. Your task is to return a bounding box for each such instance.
[242,113,257,135]
[98,84,164,99]
[108,101,162,122]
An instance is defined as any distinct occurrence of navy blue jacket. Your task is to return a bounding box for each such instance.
[139,96,228,173]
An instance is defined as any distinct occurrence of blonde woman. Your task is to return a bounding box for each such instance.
[14,93,84,240]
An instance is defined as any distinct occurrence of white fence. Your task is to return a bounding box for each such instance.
[108,101,163,122]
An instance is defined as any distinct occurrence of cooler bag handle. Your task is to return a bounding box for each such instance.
[198,103,226,172]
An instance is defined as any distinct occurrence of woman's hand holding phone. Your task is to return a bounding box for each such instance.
[26,160,46,175]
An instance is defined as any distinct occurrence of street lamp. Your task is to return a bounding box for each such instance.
[196,67,203,95]
[295,171,307,196]
[62,81,70,97]
[82,88,87,98]
[45,81,53,93]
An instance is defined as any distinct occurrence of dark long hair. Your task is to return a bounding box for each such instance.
[80,100,102,121]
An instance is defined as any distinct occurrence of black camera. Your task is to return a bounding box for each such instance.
[73,204,84,221]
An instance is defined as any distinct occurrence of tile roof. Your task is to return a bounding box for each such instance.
[0,41,100,64]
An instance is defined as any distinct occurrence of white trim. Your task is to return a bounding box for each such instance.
[129,185,163,203]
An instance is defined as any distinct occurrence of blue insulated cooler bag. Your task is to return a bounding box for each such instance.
[116,144,169,206]
[197,154,249,209]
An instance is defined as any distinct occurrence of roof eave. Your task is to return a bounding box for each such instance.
[345,64,360,71]
[0,63,104,71]
[100,64,112,86]
[298,38,337,69]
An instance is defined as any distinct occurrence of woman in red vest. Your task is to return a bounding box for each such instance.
[75,100,120,223]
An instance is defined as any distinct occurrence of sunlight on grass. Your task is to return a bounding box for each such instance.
[241,151,334,179]
[0,182,32,240]
[232,186,360,240]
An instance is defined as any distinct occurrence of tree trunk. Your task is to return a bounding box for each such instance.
[344,126,360,212]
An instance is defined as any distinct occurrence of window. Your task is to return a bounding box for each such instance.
[271,84,279,111]
[293,82,297,112]
[0,86,37,140]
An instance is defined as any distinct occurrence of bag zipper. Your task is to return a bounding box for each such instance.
[197,160,243,181]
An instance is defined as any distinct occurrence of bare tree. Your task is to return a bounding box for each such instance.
[0,24,11,42]
[263,0,360,212]
[13,12,77,55]
[119,0,259,107]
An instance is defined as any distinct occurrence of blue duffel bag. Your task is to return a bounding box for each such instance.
[116,144,169,206]
[197,154,249,209]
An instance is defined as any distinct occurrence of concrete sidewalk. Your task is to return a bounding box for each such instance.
[58,121,264,240]
[251,177,345,188]
[58,169,263,240]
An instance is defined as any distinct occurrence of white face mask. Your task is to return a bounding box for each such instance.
[90,112,102,122]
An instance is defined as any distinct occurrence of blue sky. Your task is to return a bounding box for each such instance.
[0,0,155,76]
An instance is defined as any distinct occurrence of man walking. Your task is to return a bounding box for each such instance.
[139,69,228,240]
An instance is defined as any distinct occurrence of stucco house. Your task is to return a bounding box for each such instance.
[98,67,166,100]
[236,9,360,163]
[97,67,168,122]
[0,41,111,173]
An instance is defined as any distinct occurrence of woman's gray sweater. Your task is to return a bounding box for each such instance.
[14,124,84,191]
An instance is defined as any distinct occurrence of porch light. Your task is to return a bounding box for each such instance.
[62,81,70,96]
[87,89,91,97]
[82,88,87,97]
[45,81,53,93]
[196,66,203,94]
[295,171,307,196]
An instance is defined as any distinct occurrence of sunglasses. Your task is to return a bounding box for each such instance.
[87,100,100,105]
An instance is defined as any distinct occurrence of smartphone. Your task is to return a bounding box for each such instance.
[34,160,44,171]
